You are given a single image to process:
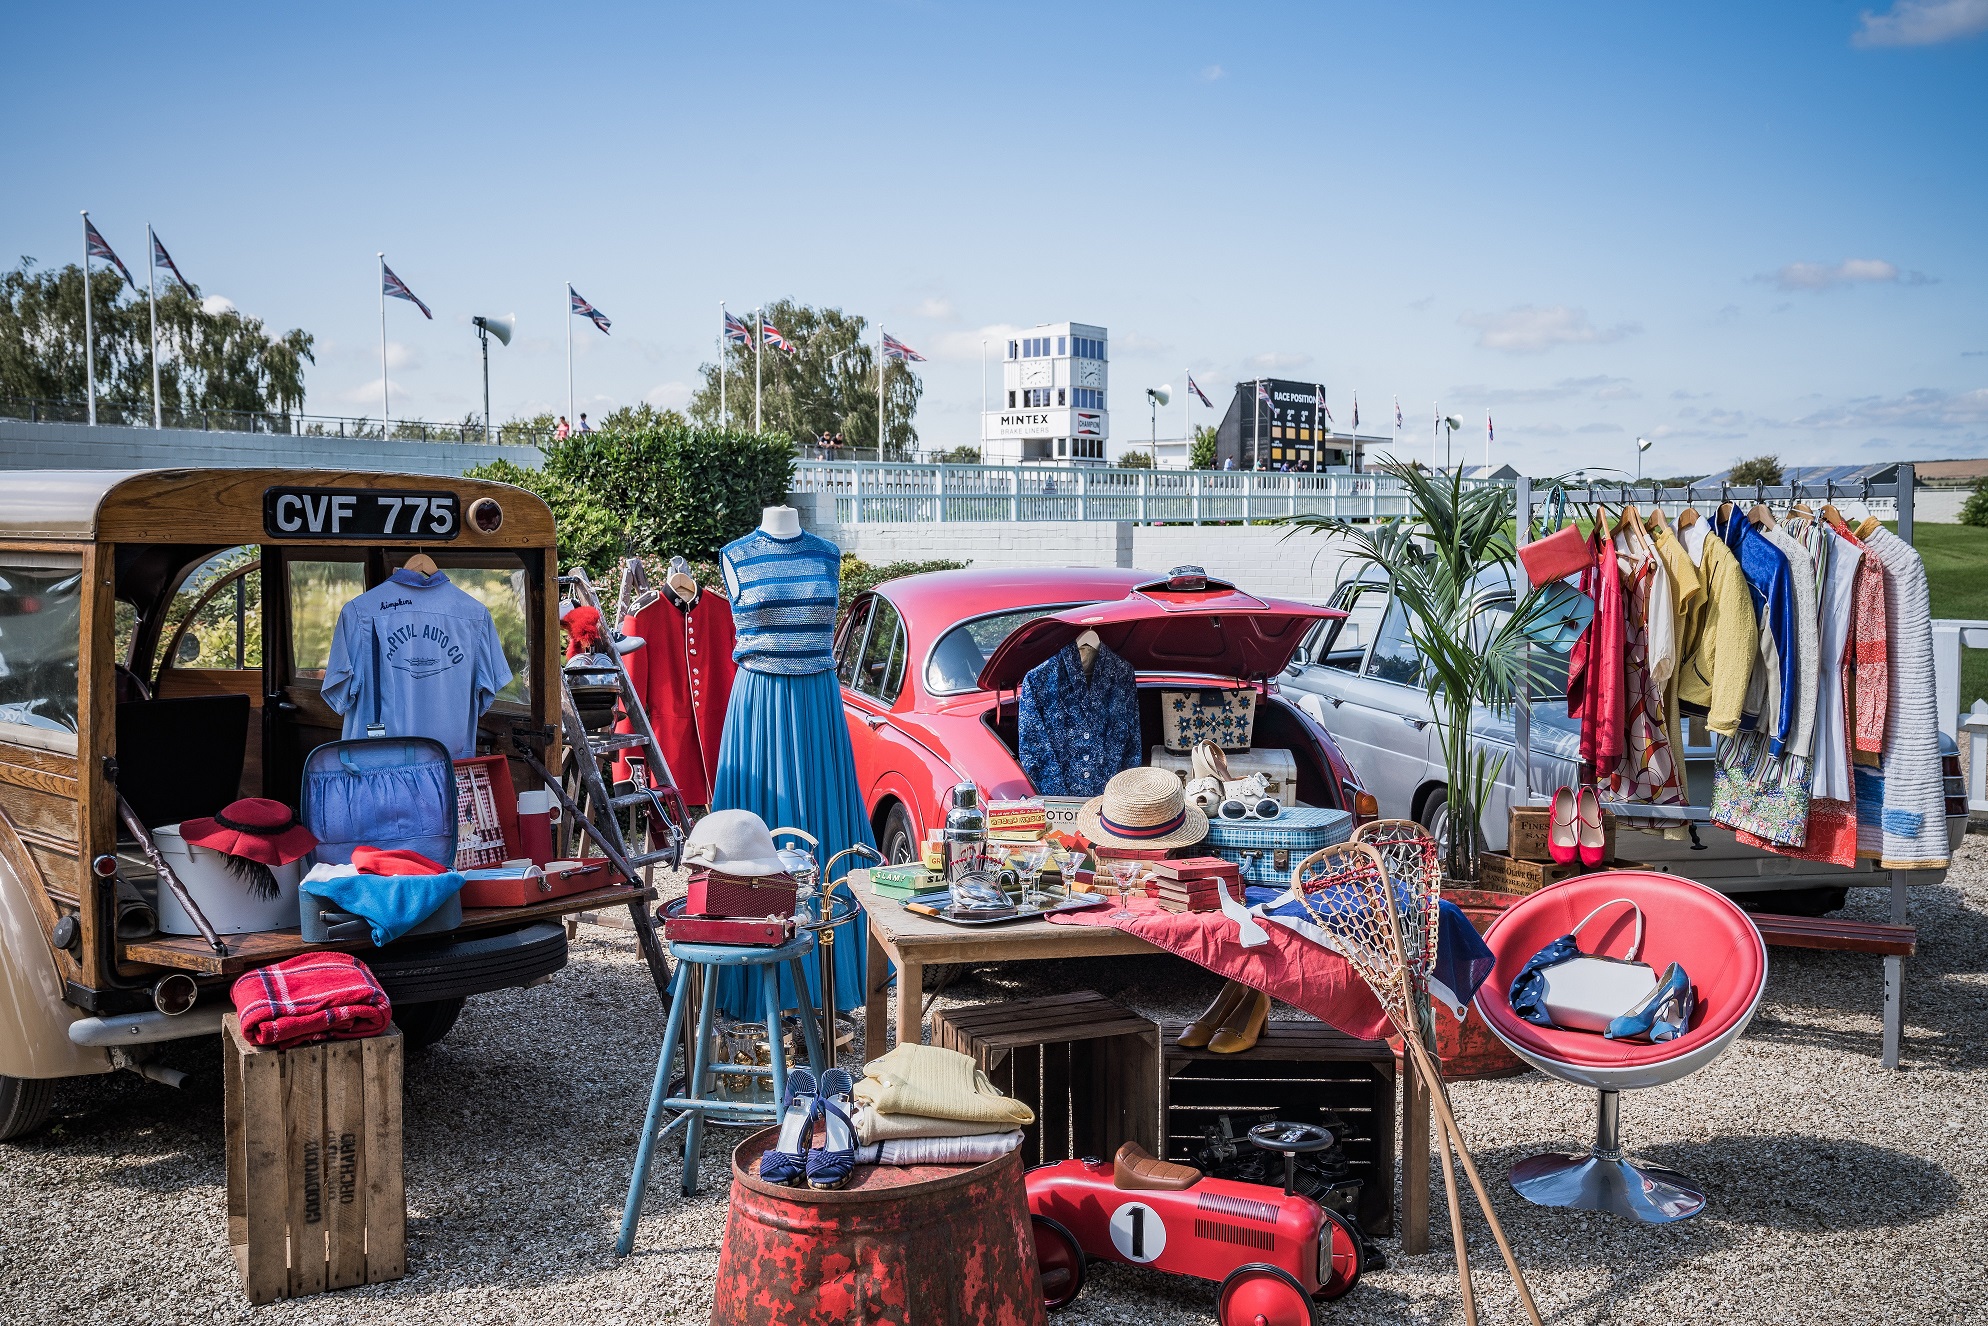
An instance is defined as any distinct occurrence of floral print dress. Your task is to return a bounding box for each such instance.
[1604,533,1687,805]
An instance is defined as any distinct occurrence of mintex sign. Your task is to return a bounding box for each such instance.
[989,409,1069,438]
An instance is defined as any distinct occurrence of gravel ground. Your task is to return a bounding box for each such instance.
[4,840,1986,1325]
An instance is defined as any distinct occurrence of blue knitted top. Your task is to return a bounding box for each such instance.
[719,528,842,675]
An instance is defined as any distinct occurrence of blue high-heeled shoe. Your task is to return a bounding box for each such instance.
[806,1068,858,1191]
[1606,962,1697,1043]
[759,1067,819,1187]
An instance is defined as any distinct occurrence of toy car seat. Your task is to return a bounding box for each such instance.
[1113,1142,1201,1191]
[1477,869,1768,1223]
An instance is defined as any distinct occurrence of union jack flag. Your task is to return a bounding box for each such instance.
[1351,391,1360,430]
[723,310,752,345]
[1314,384,1333,426]
[761,316,796,355]
[1487,412,1495,443]
[881,332,925,363]
[83,216,134,290]
[1394,395,1403,429]
[151,232,193,293]
[1256,380,1271,407]
[381,261,432,319]
[1186,374,1213,408]
[569,285,610,334]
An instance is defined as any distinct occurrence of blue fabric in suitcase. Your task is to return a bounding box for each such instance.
[1204,807,1355,889]
[300,736,459,869]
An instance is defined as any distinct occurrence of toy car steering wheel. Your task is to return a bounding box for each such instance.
[1247,1120,1336,1196]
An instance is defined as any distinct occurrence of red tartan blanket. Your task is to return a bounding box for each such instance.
[231,952,393,1050]
[1048,896,1391,1041]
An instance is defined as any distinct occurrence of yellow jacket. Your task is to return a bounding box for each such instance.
[1676,533,1757,736]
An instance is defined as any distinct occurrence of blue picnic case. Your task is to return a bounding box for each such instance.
[1202,807,1356,890]
[297,736,463,943]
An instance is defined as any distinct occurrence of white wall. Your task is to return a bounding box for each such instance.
[1915,489,1970,524]
[1131,525,1362,603]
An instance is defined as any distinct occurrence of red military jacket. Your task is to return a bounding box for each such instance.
[616,590,738,806]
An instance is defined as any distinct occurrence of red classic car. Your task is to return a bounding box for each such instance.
[831,566,1372,863]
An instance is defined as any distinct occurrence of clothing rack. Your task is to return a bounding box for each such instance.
[1509,465,1917,822]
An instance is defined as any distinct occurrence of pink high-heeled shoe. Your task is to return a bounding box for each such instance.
[1547,786,1579,865]
[1575,786,1607,868]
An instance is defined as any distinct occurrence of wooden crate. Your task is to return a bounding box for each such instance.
[1507,805,1616,864]
[223,1015,406,1304]
[931,990,1160,1169]
[1162,1020,1397,1238]
[1476,851,1651,896]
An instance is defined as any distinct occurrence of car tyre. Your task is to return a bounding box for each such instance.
[879,803,918,866]
[0,1074,55,1142]
[1030,1213,1086,1311]
[1217,1263,1314,1326]
[392,997,467,1051]
[1418,787,1451,859]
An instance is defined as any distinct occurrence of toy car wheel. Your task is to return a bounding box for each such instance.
[1316,1207,1362,1301]
[1030,1213,1086,1311]
[1217,1263,1314,1326]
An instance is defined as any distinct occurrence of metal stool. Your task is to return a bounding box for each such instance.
[617,932,826,1255]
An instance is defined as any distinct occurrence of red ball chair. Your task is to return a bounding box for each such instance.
[1476,870,1767,1224]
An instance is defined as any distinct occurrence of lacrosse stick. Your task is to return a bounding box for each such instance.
[1294,844,1543,1326]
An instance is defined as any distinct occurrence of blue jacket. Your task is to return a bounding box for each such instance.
[1717,507,1796,755]
[1017,642,1142,797]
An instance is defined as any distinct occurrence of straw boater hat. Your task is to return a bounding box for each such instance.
[1076,767,1210,851]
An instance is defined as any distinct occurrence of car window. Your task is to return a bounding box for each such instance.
[417,560,530,708]
[0,551,83,746]
[159,546,261,675]
[287,558,366,679]
[925,603,1087,696]
[1307,584,1386,673]
[1365,599,1424,687]
[835,599,872,687]
[1473,585,1586,700]
[856,596,906,702]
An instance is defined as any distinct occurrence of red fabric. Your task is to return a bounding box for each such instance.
[563,604,605,661]
[231,952,392,1050]
[1838,525,1888,760]
[179,798,318,867]
[1566,525,1627,773]
[1478,870,1765,1070]
[1048,895,1391,1041]
[350,845,447,876]
[613,592,737,806]
[1736,798,1859,867]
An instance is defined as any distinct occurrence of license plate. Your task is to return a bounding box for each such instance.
[263,487,461,540]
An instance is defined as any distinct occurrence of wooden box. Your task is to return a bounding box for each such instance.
[1507,804,1616,864]
[1475,851,1651,896]
[1162,1019,1397,1238]
[931,990,1160,1169]
[223,1014,405,1304]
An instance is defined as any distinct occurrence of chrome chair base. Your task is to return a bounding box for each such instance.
[1509,1150,1706,1223]
[1508,1086,1707,1224]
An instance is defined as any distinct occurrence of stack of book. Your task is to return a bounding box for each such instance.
[867,863,940,901]
[986,797,1048,842]
[1149,857,1242,914]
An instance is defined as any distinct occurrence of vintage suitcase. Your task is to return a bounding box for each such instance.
[1159,688,1257,752]
[686,869,799,919]
[458,858,613,909]
[1204,807,1357,890]
[298,736,462,943]
[1147,745,1300,807]
[663,913,794,947]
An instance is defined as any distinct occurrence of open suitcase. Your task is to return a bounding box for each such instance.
[298,736,463,944]
[1204,807,1356,891]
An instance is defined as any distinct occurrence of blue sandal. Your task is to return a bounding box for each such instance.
[807,1068,858,1191]
[759,1067,819,1187]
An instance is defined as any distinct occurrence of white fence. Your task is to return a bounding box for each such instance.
[790,461,1445,524]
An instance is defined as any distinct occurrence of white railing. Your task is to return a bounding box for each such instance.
[1933,618,1988,816]
[789,460,1446,524]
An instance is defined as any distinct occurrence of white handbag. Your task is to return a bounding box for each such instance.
[1535,899,1659,1033]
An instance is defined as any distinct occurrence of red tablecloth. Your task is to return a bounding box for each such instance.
[1048,897,1390,1041]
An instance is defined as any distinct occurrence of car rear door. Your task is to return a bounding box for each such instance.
[1285,583,1434,819]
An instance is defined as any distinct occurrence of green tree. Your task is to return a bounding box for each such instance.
[1189,424,1219,469]
[463,458,627,579]
[686,300,922,457]
[1727,454,1784,486]
[935,444,982,464]
[1116,450,1154,469]
[0,257,312,415]
[1959,476,1988,528]
[599,402,688,433]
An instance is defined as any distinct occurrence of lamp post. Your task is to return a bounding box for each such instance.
[471,315,514,444]
[1636,436,1652,484]
[1443,415,1462,470]
[1147,385,1171,467]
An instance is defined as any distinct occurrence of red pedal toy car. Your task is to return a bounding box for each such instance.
[1025,1122,1363,1324]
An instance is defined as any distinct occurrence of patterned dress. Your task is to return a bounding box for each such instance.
[1604,537,1687,805]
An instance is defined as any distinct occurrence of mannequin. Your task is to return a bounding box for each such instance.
[759,505,802,539]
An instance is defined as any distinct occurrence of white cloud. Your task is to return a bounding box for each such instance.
[912,296,956,321]
[1795,387,1988,429]
[1765,257,1932,291]
[384,341,420,371]
[930,323,1030,363]
[1458,305,1640,354]
[201,295,236,316]
[1200,64,1227,81]
[1446,375,1633,405]
[1575,422,1623,434]
[1246,351,1313,372]
[645,381,693,410]
[1853,0,1988,47]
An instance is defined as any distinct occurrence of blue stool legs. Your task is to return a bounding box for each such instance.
[618,963,695,1256]
[676,970,722,1197]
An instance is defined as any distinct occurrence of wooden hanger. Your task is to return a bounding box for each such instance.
[1822,503,1853,535]
[403,552,439,576]
[1676,505,1700,532]
[1857,515,1881,539]
[1646,504,1672,537]
[1748,503,1777,530]
[1716,500,1735,528]
[1791,502,1813,519]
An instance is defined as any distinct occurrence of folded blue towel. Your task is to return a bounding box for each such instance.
[305,870,465,946]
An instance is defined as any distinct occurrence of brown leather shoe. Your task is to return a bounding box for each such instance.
[1112,1142,1202,1191]
[1176,980,1250,1049]
[1207,989,1269,1054]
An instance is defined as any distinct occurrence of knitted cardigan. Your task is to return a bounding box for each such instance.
[1864,528,1949,868]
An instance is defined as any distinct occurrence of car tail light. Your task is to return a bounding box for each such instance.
[1353,791,1379,823]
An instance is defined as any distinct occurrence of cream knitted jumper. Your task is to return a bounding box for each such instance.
[1864,528,1949,868]
[854,1043,1036,1127]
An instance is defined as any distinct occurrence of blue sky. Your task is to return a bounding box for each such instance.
[3,2,1984,474]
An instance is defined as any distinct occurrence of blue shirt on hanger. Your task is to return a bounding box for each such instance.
[1716,506,1797,755]
[1017,642,1142,797]
[322,568,513,759]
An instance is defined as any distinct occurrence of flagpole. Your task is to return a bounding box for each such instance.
[81,212,97,427]
[566,283,574,426]
[719,302,728,429]
[876,327,885,463]
[754,308,763,435]
[145,224,161,429]
[378,253,389,431]
[1485,412,1492,471]
[1253,378,1260,471]
[1182,368,1189,468]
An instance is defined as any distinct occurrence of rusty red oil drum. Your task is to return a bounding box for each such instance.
[711,1127,1045,1326]
[1388,889,1532,1081]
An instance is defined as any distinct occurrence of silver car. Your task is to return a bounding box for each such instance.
[1278,565,1965,911]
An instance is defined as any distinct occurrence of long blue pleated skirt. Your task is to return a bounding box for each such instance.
[702,667,876,1018]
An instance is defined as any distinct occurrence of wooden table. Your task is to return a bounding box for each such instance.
[855,872,1433,1252]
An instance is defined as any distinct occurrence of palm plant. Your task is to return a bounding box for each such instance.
[1287,460,1560,883]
